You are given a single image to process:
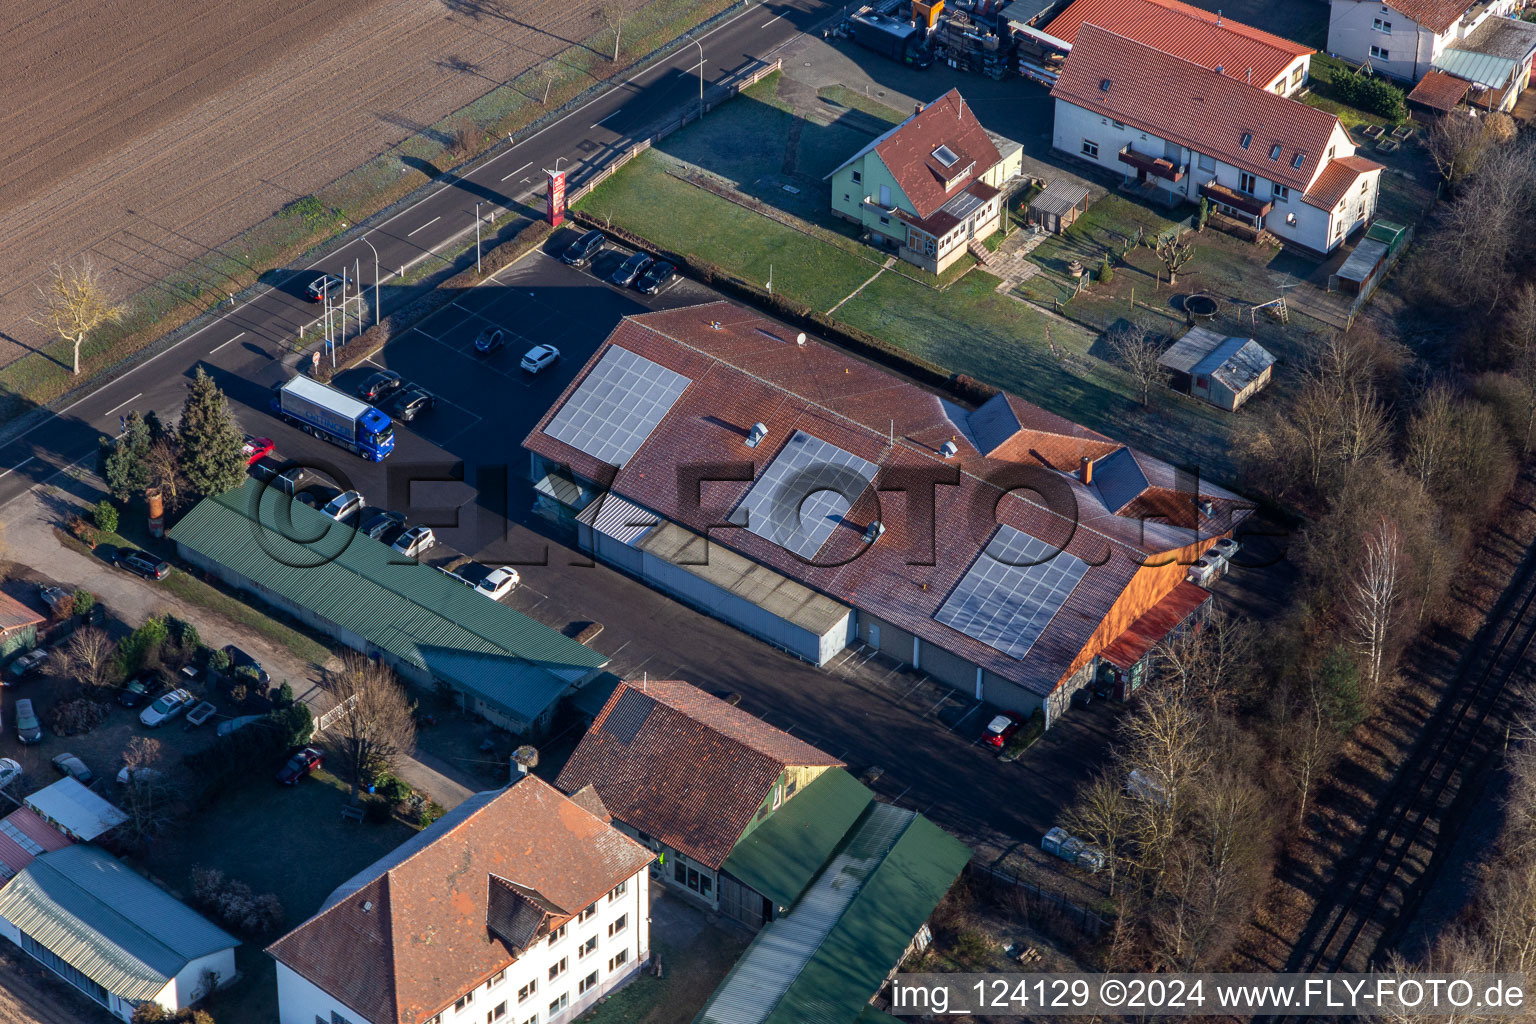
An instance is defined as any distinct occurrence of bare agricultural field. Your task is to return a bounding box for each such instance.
[0,0,652,368]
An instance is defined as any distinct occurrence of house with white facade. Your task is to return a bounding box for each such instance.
[1328,0,1521,82]
[268,775,654,1024]
[827,89,1023,273]
[1052,25,1385,255]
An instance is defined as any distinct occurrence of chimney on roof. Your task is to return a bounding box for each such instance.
[1216,8,1222,25]
[746,422,768,448]
[512,745,540,776]
[940,440,959,458]
[864,521,886,544]
[1080,455,1094,485]
[915,101,924,116]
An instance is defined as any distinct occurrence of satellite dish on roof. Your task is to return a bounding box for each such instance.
[796,333,806,346]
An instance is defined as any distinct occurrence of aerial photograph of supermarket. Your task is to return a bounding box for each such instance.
[0,0,1534,1019]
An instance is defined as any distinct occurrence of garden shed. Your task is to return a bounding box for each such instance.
[1027,178,1090,234]
[1158,326,1275,411]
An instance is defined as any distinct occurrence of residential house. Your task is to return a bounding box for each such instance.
[0,845,238,1022]
[1328,0,1520,82]
[1157,326,1277,410]
[268,775,655,1024]
[1428,16,1536,112]
[827,89,1024,273]
[523,302,1251,726]
[0,591,44,662]
[1051,25,1385,255]
[170,480,609,735]
[1042,0,1315,96]
[558,680,970,1024]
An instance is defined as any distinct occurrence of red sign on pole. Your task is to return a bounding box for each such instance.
[546,169,567,227]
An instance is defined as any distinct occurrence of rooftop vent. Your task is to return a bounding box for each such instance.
[362,901,373,913]
[940,440,959,458]
[1215,65,1225,74]
[864,521,887,544]
[933,144,960,167]
[1198,498,1215,517]
[709,320,722,330]
[746,422,769,448]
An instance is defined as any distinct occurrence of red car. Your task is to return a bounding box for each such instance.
[276,746,323,785]
[242,436,275,465]
[983,712,1024,749]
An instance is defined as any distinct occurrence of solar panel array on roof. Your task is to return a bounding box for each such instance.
[603,688,656,744]
[546,346,692,467]
[731,431,880,560]
[935,526,1089,660]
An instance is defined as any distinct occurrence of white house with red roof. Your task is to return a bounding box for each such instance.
[827,89,1023,273]
[1327,0,1521,82]
[1051,25,1384,255]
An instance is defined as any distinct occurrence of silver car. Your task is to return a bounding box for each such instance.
[391,525,435,560]
[322,489,365,522]
[140,688,194,728]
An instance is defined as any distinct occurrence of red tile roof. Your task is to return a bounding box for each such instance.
[1044,0,1312,89]
[1301,153,1384,211]
[266,777,653,1024]
[873,89,1004,220]
[1099,581,1212,669]
[555,680,843,870]
[0,592,44,634]
[0,808,72,881]
[1384,0,1474,35]
[523,302,1252,699]
[1407,68,1472,111]
[1052,25,1344,192]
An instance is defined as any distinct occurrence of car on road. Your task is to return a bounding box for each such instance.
[473,327,506,355]
[636,260,677,295]
[477,566,520,600]
[140,688,194,728]
[52,754,93,785]
[389,387,435,423]
[982,711,1024,749]
[117,671,162,708]
[116,549,171,581]
[241,436,275,465]
[277,746,324,785]
[359,510,407,544]
[610,252,653,287]
[0,758,21,790]
[221,645,271,686]
[392,525,435,560]
[15,699,42,744]
[116,766,166,787]
[322,490,365,523]
[561,228,606,267]
[305,274,344,302]
[357,370,404,402]
[8,648,50,682]
[520,344,560,374]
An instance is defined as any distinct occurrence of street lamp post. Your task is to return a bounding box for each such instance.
[691,37,705,119]
[359,236,380,326]
[475,201,483,275]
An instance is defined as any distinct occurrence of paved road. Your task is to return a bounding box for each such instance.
[0,0,835,511]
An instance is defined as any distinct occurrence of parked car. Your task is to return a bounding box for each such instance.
[561,228,606,266]
[221,645,271,686]
[15,699,41,744]
[982,711,1023,749]
[610,252,653,287]
[356,369,403,402]
[7,648,50,682]
[322,489,365,522]
[359,510,407,543]
[116,549,171,581]
[52,754,93,785]
[389,387,435,423]
[277,746,324,785]
[305,274,344,302]
[116,766,166,787]
[477,566,521,600]
[117,671,162,708]
[473,327,506,355]
[636,260,677,295]
[241,436,275,465]
[140,688,194,728]
[520,344,560,374]
[0,758,21,789]
[392,525,435,560]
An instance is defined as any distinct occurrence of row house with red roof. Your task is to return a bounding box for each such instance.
[1050,25,1384,255]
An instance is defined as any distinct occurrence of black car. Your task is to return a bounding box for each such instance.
[358,510,407,542]
[117,549,170,581]
[610,252,653,287]
[357,370,403,402]
[636,260,677,295]
[390,387,435,423]
[561,228,606,267]
[222,644,271,686]
[117,671,162,709]
[473,327,505,355]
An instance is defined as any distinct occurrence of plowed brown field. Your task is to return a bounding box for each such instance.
[0,0,631,367]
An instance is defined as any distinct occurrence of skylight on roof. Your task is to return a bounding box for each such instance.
[1291,152,1305,168]
[1240,132,1253,149]
[1099,78,1112,92]
[1269,143,1282,160]
[933,144,960,167]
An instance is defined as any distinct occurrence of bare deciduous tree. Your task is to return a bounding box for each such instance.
[1107,323,1164,406]
[326,653,417,802]
[540,62,560,104]
[1345,517,1406,697]
[1061,774,1134,895]
[31,258,124,375]
[1151,610,1253,716]
[1423,112,1492,186]
[599,2,625,61]
[119,736,180,849]
[1151,235,1195,285]
[65,626,116,691]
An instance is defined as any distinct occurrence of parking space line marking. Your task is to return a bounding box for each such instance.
[925,693,953,717]
[892,786,911,804]
[407,216,441,237]
[103,393,143,417]
[949,704,983,732]
[501,161,533,182]
[900,677,928,702]
[211,331,245,353]
[0,457,34,480]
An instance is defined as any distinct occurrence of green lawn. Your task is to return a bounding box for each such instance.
[581,923,747,1024]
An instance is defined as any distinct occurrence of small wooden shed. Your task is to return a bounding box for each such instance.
[1027,178,1090,234]
[1158,326,1275,411]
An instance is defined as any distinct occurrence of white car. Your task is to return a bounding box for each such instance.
[520,344,561,374]
[392,525,435,560]
[140,688,194,728]
[322,490,365,522]
[477,566,521,600]
[116,766,167,787]
[0,758,22,790]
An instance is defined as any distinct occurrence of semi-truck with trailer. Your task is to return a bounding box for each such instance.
[270,377,395,461]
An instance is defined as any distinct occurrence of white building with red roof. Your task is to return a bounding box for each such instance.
[1051,25,1384,255]
[1328,0,1521,83]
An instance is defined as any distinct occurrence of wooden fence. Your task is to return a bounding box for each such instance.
[966,861,1109,939]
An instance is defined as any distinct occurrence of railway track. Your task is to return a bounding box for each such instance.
[1282,537,1536,977]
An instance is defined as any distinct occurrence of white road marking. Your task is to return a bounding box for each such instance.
[407,216,441,237]
[500,161,533,182]
[103,393,143,417]
[592,109,623,127]
[760,12,785,26]
[0,457,34,479]
[210,331,246,353]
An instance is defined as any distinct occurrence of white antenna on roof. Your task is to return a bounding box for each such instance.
[890,419,894,446]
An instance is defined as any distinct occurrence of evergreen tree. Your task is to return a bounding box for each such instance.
[178,367,247,499]
[100,412,153,502]
[1318,644,1365,733]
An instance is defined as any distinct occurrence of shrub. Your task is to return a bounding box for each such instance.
[375,773,411,803]
[1098,253,1114,286]
[48,698,107,736]
[363,796,394,823]
[207,647,230,674]
[1197,197,1211,232]
[229,682,249,705]
[1327,72,1406,121]
[72,590,96,618]
[189,866,285,935]
[93,499,119,533]
[270,702,314,746]
[419,801,447,828]
[116,616,169,674]
[67,515,98,546]
[276,681,295,708]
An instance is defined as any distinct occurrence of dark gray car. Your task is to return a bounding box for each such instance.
[610,252,653,287]
[561,229,606,266]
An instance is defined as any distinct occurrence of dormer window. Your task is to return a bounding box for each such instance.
[932,144,959,167]
[1291,152,1305,169]
[1240,132,1253,149]
[1269,144,1282,160]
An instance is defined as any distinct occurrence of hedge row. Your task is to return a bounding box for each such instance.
[1325,72,1407,121]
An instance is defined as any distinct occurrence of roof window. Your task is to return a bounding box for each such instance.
[933,144,959,167]
[1099,78,1111,92]
[1291,152,1306,168]
[1269,144,1282,160]
[1240,132,1253,149]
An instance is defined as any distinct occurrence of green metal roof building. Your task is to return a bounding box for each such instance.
[170,479,609,734]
